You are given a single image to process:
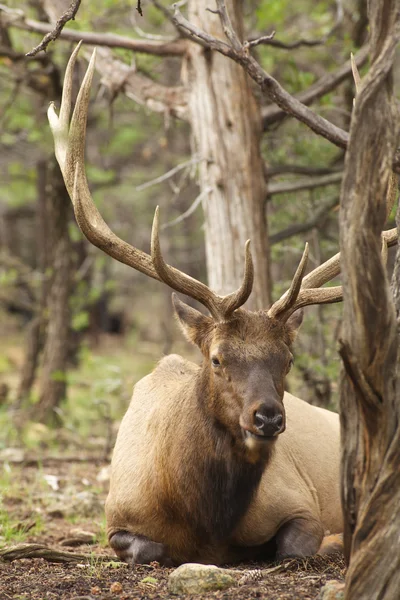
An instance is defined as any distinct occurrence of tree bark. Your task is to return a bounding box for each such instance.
[184,0,271,309]
[35,158,72,426]
[16,159,48,406]
[338,0,400,597]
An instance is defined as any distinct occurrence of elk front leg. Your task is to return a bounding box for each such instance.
[275,517,324,559]
[109,531,173,567]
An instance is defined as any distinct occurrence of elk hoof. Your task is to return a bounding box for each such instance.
[109,531,173,567]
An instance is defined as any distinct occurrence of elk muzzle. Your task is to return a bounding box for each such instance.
[240,400,286,444]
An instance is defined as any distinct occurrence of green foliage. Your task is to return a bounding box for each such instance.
[72,310,90,332]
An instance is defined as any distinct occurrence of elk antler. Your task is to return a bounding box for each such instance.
[268,231,398,323]
[268,53,399,323]
[48,44,253,321]
[267,244,343,321]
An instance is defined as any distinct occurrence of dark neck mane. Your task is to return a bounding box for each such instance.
[162,366,272,549]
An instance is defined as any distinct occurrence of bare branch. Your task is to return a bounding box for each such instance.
[2,6,187,57]
[262,46,369,128]
[215,0,242,50]
[25,0,82,57]
[171,4,349,150]
[91,46,188,120]
[244,31,276,50]
[161,186,212,230]
[268,164,342,177]
[270,197,339,245]
[136,0,143,17]
[0,543,118,564]
[135,157,202,191]
[267,172,343,197]
[247,35,325,50]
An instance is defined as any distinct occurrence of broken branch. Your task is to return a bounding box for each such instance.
[25,0,82,57]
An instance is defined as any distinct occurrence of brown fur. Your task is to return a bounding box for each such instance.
[105,297,342,565]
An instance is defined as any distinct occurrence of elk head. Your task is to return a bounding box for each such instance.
[48,45,397,451]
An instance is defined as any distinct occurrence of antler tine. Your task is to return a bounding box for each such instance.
[151,208,254,320]
[268,227,399,323]
[151,207,220,319]
[267,243,309,319]
[301,228,398,290]
[381,237,389,267]
[220,240,254,318]
[48,45,157,281]
[50,46,254,321]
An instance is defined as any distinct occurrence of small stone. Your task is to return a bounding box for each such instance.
[318,580,345,600]
[168,563,236,595]
[110,581,123,594]
[47,490,103,519]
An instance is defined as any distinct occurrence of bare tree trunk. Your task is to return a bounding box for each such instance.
[338,0,400,597]
[185,0,271,309]
[35,159,72,426]
[16,160,48,406]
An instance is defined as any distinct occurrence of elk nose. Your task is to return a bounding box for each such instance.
[254,412,283,437]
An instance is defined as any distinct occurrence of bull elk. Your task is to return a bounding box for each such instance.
[48,45,398,566]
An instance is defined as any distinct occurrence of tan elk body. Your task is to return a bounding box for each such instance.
[105,328,341,564]
[47,46,396,566]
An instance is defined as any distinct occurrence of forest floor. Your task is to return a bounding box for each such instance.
[0,459,345,600]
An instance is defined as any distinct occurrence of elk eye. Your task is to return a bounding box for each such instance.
[211,357,220,367]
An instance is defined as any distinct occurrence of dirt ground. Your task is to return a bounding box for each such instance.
[0,459,345,600]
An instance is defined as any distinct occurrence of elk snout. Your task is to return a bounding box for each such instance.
[254,410,283,437]
[240,401,286,443]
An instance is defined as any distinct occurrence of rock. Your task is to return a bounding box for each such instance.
[318,580,345,600]
[47,491,103,519]
[168,563,236,595]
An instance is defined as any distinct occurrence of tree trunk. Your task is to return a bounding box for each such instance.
[184,0,271,310]
[16,159,48,406]
[338,0,400,597]
[35,159,72,426]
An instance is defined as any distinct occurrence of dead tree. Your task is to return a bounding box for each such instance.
[338,0,400,597]
[184,0,271,308]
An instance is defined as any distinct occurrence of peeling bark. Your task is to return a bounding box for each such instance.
[184,0,271,309]
[338,0,400,597]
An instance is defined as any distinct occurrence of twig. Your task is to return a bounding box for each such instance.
[2,6,186,57]
[270,197,339,245]
[267,172,343,197]
[247,35,326,50]
[215,0,241,51]
[238,560,296,585]
[135,157,202,191]
[244,31,276,50]
[248,0,343,50]
[269,164,342,177]
[137,0,143,16]
[26,0,82,57]
[262,45,369,128]
[161,187,212,230]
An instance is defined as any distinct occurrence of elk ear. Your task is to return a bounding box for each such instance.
[286,308,304,342]
[172,293,213,347]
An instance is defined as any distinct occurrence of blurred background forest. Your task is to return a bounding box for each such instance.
[0,0,393,455]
